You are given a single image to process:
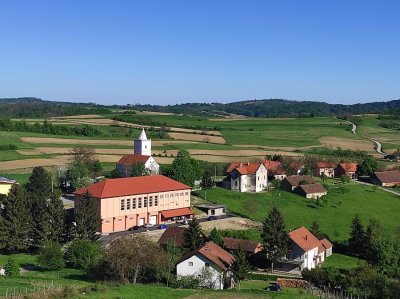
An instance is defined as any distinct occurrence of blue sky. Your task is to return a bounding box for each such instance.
[0,1,399,105]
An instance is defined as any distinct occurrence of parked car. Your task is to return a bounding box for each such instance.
[266,283,282,292]
[128,225,140,231]
[144,223,155,229]
[159,224,169,229]
[207,216,218,221]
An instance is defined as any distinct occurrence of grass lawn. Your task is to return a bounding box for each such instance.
[194,183,400,242]
[322,253,363,271]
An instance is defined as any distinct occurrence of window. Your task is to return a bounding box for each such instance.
[149,196,153,207]
[175,193,178,197]
[138,198,142,208]
[120,199,125,210]
[132,198,136,209]
[127,198,131,210]
[165,194,169,198]
[160,194,164,199]
[205,262,210,267]
[188,262,193,266]
[185,192,189,196]
[144,197,148,208]
[155,195,158,206]
[170,193,173,198]
[180,192,183,196]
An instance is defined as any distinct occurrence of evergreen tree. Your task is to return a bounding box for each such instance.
[26,166,52,200]
[348,215,366,258]
[261,207,288,271]
[310,221,324,240]
[183,217,204,251]
[47,190,66,243]
[232,246,251,290]
[169,150,199,186]
[2,185,31,253]
[76,192,99,241]
[200,170,213,190]
[209,227,224,246]
[0,216,8,251]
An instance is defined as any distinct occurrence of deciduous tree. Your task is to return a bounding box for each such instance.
[209,227,224,246]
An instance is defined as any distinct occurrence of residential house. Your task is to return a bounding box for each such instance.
[116,128,160,177]
[281,175,315,191]
[263,160,287,180]
[0,177,16,195]
[288,162,305,175]
[313,162,336,178]
[158,226,187,249]
[295,184,327,199]
[286,227,332,270]
[370,170,400,187]
[74,175,193,234]
[225,162,268,192]
[177,241,235,290]
[335,163,358,179]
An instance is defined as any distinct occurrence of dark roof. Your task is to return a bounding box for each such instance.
[158,226,187,247]
[284,175,315,187]
[180,242,235,271]
[373,171,400,184]
[223,237,262,253]
[297,183,327,194]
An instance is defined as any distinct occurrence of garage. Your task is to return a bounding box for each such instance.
[139,218,145,226]
[149,215,157,225]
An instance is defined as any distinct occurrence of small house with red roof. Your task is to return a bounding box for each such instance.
[177,241,235,290]
[225,161,268,192]
[116,128,160,177]
[335,163,358,179]
[263,160,287,180]
[313,161,336,178]
[74,175,192,234]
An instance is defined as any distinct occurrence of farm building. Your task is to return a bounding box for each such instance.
[370,170,400,187]
[116,128,160,177]
[288,162,305,175]
[225,162,268,193]
[177,241,235,290]
[295,183,327,199]
[313,161,335,178]
[281,175,315,191]
[222,237,263,255]
[335,163,358,179]
[74,175,192,234]
[196,204,226,216]
[0,177,16,195]
[158,226,187,249]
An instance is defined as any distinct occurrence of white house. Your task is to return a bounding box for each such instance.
[287,227,332,270]
[225,162,268,192]
[116,128,160,177]
[177,242,235,290]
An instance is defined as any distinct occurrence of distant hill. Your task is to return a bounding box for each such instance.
[1,97,399,118]
[127,99,400,117]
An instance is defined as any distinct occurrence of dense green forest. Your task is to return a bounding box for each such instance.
[2,97,400,118]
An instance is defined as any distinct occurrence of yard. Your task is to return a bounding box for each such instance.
[194,183,400,242]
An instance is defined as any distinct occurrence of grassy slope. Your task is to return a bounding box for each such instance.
[322,253,362,271]
[195,183,400,242]
[357,115,400,147]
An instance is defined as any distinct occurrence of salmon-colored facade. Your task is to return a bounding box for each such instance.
[74,175,192,234]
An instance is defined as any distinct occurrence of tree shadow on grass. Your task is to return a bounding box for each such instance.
[306,204,318,209]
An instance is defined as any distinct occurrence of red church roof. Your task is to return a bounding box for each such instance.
[74,175,191,198]
[117,154,150,165]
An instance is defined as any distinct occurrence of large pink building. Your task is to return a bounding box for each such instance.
[74,175,193,234]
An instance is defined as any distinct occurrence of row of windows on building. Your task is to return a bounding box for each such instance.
[120,192,190,211]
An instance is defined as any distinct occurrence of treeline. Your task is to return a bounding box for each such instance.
[0,118,102,137]
[0,97,111,118]
[379,120,400,130]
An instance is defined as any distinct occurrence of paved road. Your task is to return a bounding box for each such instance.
[353,180,400,196]
[373,140,385,155]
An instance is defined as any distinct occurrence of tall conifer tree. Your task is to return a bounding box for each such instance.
[183,217,204,251]
[76,191,99,241]
[348,215,366,258]
[47,190,66,243]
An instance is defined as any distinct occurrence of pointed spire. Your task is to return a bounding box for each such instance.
[138,128,148,140]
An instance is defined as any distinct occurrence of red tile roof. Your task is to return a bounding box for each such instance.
[263,160,282,171]
[339,163,358,172]
[316,161,336,168]
[181,242,235,270]
[161,207,193,219]
[373,171,400,184]
[298,183,327,194]
[288,227,321,252]
[223,237,263,253]
[158,226,187,247]
[226,162,241,173]
[74,175,191,198]
[289,162,304,171]
[320,238,333,250]
[117,154,150,165]
[226,162,263,175]
[284,175,315,187]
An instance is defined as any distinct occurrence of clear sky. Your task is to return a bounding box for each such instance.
[0,0,399,105]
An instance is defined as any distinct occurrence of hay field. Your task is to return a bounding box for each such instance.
[168,132,226,144]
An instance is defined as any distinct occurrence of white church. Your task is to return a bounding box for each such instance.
[116,128,160,177]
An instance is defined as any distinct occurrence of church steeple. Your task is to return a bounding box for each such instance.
[134,128,151,156]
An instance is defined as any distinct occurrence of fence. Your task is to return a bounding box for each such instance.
[0,281,63,299]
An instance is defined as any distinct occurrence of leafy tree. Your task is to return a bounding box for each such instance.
[2,184,31,253]
[310,221,325,240]
[156,240,182,287]
[183,218,204,251]
[200,170,213,189]
[168,150,201,186]
[261,207,288,271]
[26,166,52,200]
[4,258,20,276]
[38,241,64,270]
[270,179,281,192]
[65,239,100,270]
[340,175,351,184]
[69,146,101,174]
[76,192,99,241]
[209,228,224,246]
[65,162,91,191]
[348,215,366,258]
[231,246,251,290]
[131,161,150,177]
[357,157,378,176]
[47,190,66,243]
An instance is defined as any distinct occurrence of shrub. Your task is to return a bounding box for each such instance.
[38,241,64,270]
[65,239,100,270]
[4,258,20,276]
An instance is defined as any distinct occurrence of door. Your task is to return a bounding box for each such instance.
[139,218,145,226]
[149,215,157,225]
